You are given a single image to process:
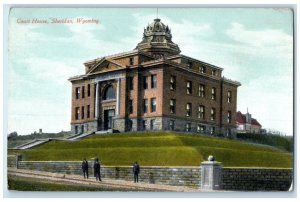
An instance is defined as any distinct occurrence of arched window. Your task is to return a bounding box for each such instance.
[103,85,115,100]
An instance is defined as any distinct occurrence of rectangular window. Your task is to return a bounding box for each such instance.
[170,75,176,90]
[151,98,156,112]
[199,84,205,97]
[211,87,216,100]
[211,69,216,76]
[151,75,157,88]
[199,66,206,73]
[227,91,232,103]
[150,119,155,130]
[129,77,133,90]
[75,125,78,134]
[170,99,176,114]
[87,84,91,97]
[211,108,216,121]
[186,103,192,117]
[228,111,232,123]
[186,81,192,95]
[81,106,85,119]
[197,125,206,133]
[143,99,148,113]
[76,87,80,99]
[186,123,191,132]
[142,120,147,131]
[198,105,205,119]
[226,129,231,137]
[75,107,80,120]
[143,76,148,89]
[129,57,134,65]
[87,105,90,118]
[169,120,174,131]
[129,100,133,114]
[187,61,192,69]
[82,86,85,98]
[210,127,215,135]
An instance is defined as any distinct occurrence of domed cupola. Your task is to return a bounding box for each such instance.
[135,18,181,58]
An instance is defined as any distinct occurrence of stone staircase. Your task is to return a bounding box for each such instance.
[12,130,112,150]
[66,131,95,141]
[13,139,50,150]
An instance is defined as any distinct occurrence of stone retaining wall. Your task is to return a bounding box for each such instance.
[11,158,293,191]
[222,167,293,191]
[17,161,201,187]
[7,155,19,168]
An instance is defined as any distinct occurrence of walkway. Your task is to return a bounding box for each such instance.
[8,168,201,192]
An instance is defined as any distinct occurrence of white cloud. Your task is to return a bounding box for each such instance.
[21,57,83,84]
[226,22,293,47]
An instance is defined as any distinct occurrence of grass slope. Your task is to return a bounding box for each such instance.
[11,132,292,168]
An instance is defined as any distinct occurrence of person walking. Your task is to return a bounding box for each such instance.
[133,161,140,183]
[93,158,102,181]
[82,158,89,179]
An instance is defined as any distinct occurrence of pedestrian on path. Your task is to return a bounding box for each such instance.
[133,161,140,183]
[93,158,102,181]
[82,158,89,179]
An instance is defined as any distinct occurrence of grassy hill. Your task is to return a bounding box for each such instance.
[10,132,293,168]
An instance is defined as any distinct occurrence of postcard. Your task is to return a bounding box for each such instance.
[6,7,294,195]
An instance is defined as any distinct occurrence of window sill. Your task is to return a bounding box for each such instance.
[102,99,116,103]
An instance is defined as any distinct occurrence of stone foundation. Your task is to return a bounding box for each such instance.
[71,116,236,137]
[71,121,97,134]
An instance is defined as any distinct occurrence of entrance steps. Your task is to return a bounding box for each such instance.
[66,131,95,141]
[95,129,113,135]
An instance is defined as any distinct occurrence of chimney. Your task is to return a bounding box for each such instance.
[245,108,252,124]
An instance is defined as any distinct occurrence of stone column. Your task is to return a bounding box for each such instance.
[200,156,223,190]
[116,78,120,116]
[95,82,99,119]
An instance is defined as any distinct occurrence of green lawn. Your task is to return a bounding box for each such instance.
[10,132,293,168]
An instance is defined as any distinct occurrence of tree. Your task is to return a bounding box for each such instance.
[8,132,18,140]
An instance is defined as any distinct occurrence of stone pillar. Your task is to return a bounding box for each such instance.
[95,82,99,118]
[116,78,120,116]
[200,156,222,190]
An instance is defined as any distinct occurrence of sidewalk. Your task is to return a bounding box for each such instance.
[8,168,202,192]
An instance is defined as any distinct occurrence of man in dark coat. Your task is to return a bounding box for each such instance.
[93,158,102,181]
[133,161,140,183]
[82,158,89,179]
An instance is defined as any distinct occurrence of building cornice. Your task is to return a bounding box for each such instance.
[167,54,224,71]
[222,77,241,87]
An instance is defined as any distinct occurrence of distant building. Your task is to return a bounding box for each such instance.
[39,129,43,134]
[236,111,262,134]
[69,18,241,137]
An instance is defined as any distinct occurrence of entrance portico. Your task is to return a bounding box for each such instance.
[94,72,124,132]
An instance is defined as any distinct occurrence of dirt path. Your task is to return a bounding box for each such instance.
[8,168,202,192]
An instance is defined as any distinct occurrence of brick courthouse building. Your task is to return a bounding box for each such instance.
[69,18,241,137]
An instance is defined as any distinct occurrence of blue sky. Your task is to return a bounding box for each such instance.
[8,8,293,135]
